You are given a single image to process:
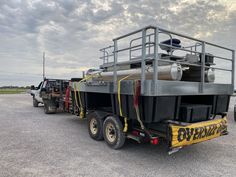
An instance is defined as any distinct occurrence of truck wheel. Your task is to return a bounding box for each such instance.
[103,116,125,149]
[44,102,56,114]
[234,106,236,122]
[88,113,103,140]
[33,98,38,107]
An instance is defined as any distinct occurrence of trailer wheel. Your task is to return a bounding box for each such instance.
[103,116,125,149]
[234,105,236,122]
[44,102,56,114]
[88,113,104,140]
[33,98,38,107]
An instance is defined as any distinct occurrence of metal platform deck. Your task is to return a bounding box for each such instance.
[78,80,233,96]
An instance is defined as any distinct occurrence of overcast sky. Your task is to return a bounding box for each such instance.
[0,0,235,86]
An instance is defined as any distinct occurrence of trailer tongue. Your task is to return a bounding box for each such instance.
[69,25,234,153]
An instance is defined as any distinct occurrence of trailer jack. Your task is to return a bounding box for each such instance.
[168,147,182,155]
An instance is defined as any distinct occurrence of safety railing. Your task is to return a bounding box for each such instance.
[99,25,235,95]
[99,45,114,64]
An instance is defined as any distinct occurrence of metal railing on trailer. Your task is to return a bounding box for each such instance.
[99,25,235,96]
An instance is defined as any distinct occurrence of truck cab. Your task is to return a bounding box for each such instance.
[30,81,44,107]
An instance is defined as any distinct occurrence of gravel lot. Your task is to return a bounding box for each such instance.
[0,94,236,177]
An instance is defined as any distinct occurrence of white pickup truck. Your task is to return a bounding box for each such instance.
[30,81,44,107]
[30,78,69,114]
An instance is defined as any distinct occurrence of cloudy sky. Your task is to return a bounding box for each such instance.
[0,0,235,86]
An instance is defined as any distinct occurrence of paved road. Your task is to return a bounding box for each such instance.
[0,94,236,177]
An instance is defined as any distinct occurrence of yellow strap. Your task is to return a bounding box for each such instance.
[76,73,100,118]
[73,83,79,108]
[118,75,131,116]
[133,80,145,130]
[118,74,133,132]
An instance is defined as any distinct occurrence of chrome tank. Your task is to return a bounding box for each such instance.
[205,68,215,83]
[88,63,183,81]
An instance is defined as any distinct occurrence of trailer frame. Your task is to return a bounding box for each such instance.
[70,25,234,153]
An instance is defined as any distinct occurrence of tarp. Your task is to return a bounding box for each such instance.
[170,117,227,148]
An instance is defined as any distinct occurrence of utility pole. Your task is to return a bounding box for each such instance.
[43,52,45,80]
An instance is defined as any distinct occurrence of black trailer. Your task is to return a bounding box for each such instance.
[70,26,234,153]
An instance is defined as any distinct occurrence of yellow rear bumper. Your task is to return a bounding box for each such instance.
[170,117,227,148]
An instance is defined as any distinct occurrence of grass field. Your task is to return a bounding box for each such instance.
[0,88,28,94]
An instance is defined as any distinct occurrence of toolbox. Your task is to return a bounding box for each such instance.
[179,104,212,123]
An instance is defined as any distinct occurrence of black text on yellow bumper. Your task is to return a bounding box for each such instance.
[170,117,227,148]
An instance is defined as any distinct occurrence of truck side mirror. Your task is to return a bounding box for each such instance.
[31,85,35,90]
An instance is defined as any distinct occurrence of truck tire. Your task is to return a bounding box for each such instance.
[103,116,126,149]
[88,112,104,140]
[44,102,56,114]
[33,98,38,107]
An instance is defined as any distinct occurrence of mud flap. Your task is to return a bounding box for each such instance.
[168,117,227,150]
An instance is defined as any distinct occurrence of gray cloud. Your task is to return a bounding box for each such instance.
[0,0,235,86]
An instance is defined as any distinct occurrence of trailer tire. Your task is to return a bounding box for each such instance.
[88,112,104,141]
[33,98,38,107]
[44,102,56,114]
[103,116,125,149]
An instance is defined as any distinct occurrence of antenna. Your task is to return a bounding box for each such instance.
[43,52,45,80]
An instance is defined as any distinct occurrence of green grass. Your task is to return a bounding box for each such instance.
[0,88,28,94]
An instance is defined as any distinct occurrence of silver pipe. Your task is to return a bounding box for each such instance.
[89,63,183,81]
[116,44,142,53]
[205,42,234,51]
[205,68,215,83]
[99,45,114,51]
[213,55,232,61]
[210,67,232,72]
